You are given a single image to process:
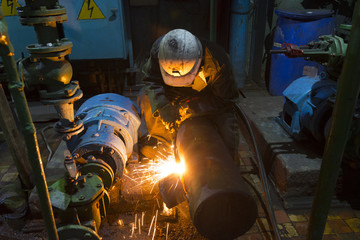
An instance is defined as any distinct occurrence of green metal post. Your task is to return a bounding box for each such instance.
[0,84,33,189]
[0,10,59,240]
[307,1,360,239]
[210,0,217,42]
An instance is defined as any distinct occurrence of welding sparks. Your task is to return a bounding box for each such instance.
[162,202,173,216]
[138,219,141,234]
[124,147,185,192]
[166,223,170,240]
[130,222,135,238]
[148,215,155,236]
[152,210,159,240]
[141,212,145,226]
[117,219,124,226]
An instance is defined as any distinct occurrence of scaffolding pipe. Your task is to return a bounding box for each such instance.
[307,1,360,239]
[0,84,32,189]
[0,10,59,240]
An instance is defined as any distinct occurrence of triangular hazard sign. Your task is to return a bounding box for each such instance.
[2,0,21,16]
[78,0,105,20]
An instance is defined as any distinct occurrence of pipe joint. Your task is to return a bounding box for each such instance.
[8,82,25,92]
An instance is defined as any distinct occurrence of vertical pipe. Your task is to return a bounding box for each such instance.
[0,10,59,240]
[307,2,360,239]
[210,0,217,42]
[249,0,269,84]
[229,0,250,88]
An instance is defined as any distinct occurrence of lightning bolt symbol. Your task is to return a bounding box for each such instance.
[7,0,14,15]
[87,0,94,18]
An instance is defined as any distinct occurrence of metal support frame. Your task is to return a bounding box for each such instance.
[307,1,360,239]
[0,9,59,240]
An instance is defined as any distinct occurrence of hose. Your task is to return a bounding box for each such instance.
[234,102,281,240]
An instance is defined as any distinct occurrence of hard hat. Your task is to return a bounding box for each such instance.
[158,29,203,87]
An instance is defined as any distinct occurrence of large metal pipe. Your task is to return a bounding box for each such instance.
[0,9,59,240]
[307,1,360,239]
[175,117,257,240]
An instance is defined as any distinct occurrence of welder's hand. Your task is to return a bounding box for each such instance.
[158,103,179,133]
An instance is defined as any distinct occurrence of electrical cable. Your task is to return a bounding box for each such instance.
[234,102,281,240]
[41,125,54,163]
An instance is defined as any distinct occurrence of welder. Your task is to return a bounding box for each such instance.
[137,29,257,240]
[137,28,240,162]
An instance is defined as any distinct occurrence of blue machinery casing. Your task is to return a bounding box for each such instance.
[69,93,140,178]
[279,76,337,142]
[50,93,140,239]
[2,0,128,60]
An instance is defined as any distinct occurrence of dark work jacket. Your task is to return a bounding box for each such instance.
[137,36,239,143]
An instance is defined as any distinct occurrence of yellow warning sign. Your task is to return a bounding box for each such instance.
[78,0,105,20]
[1,0,21,16]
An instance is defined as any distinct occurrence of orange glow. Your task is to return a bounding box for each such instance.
[61,76,67,83]
[124,146,185,192]
[0,35,8,45]
[156,157,185,179]
[162,202,173,216]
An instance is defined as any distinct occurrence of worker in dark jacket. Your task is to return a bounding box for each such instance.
[137,29,240,162]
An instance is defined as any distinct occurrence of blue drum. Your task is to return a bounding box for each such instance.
[269,9,335,96]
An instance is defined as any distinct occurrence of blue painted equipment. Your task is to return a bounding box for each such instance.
[50,93,140,239]
[68,93,140,178]
[269,9,335,96]
[229,0,250,88]
[274,30,360,161]
[3,0,129,60]
[279,76,337,142]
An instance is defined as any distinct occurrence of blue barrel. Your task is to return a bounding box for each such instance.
[269,9,335,96]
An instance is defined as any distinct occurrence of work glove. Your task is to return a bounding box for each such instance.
[157,103,180,133]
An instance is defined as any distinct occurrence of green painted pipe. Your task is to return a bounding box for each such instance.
[0,10,59,240]
[307,1,360,239]
[210,0,217,42]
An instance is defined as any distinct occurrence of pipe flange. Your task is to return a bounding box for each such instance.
[27,39,72,55]
[19,15,67,26]
[30,48,71,60]
[79,161,114,190]
[18,6,67,25]
[17,6,67,17]
[58,225,101,240]
[54,118,84,137]
[40,85,82,105]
